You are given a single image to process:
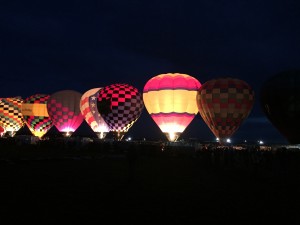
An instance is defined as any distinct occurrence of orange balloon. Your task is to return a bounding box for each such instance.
[143,73,201,141]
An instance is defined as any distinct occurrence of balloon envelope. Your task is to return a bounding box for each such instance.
[0,97,24,137]
[143,73,201,141]
[260,70,300,144]
[47,90,84,137]
[97,83,144,140]
[21,94,53,138]
[80,88,110,139]
[197,77,255,143]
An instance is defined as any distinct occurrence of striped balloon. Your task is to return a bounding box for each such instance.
[21,94,53,138]
[143,73,201,141]
[0,97,24,137]
[80,88,110,139]
[196,77,255,143]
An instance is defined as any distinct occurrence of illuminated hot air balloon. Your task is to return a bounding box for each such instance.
[21,94,53,138]
[0,97,24,137]
[80,88,110,139]
[97,83,144,141]
[260,70,300,144]
[196,77,255,143]
[143,73,201,141]
[47,90,84,137]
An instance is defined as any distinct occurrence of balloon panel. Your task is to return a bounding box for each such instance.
[47,90,83,133]
[80,88,100,121]
[22,94,52,137]
[88,91,110,132]
[197,78,254,140]
[143,90,199,114]
[143,73,201,91]
[97,84,144,133]
[260,70,300,144]
[80,88,109,133]
[80,88,99,129]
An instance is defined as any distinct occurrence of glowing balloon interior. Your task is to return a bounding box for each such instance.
[143,73,201,141]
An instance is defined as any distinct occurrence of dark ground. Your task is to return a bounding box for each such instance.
[1,139,300,224]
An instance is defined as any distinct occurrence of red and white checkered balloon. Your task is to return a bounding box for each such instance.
[97,83,144,140]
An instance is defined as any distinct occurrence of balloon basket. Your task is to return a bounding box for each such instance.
[96,132,108,139]
[113,132,126,141]
[164,132,181,142]
[6,131,16,137]
[62,131,73,137]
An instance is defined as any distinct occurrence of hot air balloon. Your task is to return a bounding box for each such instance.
[80,88,110,139]
[260,70,300,144]
[21,94,53,138]
[143,73,201,141]
[196,77,255,144]
[97,83,144,141]
[47,90,84,137]
[0,97,24,137]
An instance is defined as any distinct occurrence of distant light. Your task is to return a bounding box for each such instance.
[127,137,132,141]
[226,138,231,143]
[258,140,264,145]
[244,140,247,143]
[216,137,219,142]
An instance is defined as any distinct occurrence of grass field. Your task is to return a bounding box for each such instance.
[1,139,300,224]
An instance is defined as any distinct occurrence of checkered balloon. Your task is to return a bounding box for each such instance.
[197,77,255,142]
[21,94,53,138]
[0,97,24,136]
[97,83,144,139]
[47,90,84,136]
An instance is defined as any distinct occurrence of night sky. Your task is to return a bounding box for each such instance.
[1,0,299,144]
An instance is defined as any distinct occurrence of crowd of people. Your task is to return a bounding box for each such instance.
[1,135,299,176]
